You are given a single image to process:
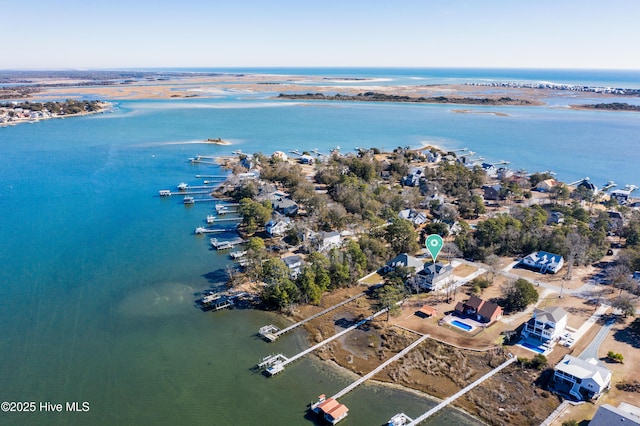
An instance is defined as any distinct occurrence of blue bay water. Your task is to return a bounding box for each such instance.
[1,68,639,425]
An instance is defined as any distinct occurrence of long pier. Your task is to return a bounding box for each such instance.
[257,307,389,376]
[406,356,517,425]
[331,333,431,400]
[259,292,367,342]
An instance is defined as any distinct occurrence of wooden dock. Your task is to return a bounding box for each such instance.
[406,356,517,425]
[256,307,389,376]
[210,237,246,250]
[331,333,430,400]
[259,292,366,342]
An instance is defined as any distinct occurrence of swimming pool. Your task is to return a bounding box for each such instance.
[519,341,545,354]
[451,320,473,331]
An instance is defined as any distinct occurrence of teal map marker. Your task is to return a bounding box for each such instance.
[425,234,444,263]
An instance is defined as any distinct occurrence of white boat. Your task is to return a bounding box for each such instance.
[206,215,215,224]
[183,196,195,205]
[177,182,189,190]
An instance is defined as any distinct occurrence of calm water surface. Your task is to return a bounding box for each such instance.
[1,70,639,424]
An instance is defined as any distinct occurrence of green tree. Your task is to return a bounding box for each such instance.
[373,283,405,320]
[297,268,323,305]
[345,240,367,281]
[422,221,449,238]
[606,351,624,363]
[502,278,538,312]
[238,198,272,233]
[385,216,420,256]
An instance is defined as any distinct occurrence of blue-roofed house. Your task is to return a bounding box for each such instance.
[522,251,564,274]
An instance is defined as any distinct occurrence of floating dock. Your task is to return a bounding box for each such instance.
[259,291,366,342]
[196,291,247,312]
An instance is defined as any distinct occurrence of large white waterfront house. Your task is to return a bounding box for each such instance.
[411,262,454,292]
[552,355,612,401]
[521,251,564,274]
[521,306,568,342]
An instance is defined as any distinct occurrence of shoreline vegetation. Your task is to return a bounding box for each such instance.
[570,102,640,112]
[209,144,640,426]
[0,99,110,126]
[277,92,538,106]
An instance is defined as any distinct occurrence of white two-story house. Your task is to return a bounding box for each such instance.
[553,355,612,401]
[521,306,568,343]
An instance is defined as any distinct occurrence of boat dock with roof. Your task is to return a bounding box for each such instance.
[210,237,246,250]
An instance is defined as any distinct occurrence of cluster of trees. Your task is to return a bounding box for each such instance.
[455,203,609,265]
[254,241,369,309]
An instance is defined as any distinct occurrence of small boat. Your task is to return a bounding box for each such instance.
[183,196,195,205]
[206,215,215,224]
[177,182,189,190]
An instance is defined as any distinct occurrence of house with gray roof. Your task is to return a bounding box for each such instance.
[272,197,299,216]
[383,253,424,275]
[552,355,611,401]
[282,255,304,278]
[398,209,428,226]
[522,306,568,342]
[411,262,454,292]
[590,402,640,426]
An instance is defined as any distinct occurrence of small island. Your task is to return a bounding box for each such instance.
[571,102,640,112]
[278,92,537,106]
[205,137,231,145]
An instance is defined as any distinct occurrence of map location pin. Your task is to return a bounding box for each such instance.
[425,234,444,263]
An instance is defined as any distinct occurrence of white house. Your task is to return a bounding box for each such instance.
[412,262,454,291]
[552,355,611,401]
[317,231,342,252]
[521,306,568,342]
[398,209,428,226]
[522,251,564,274]
[282,255,304,278]
[383,253,424,274]
[536,179,558,192]
[265,216,292,237]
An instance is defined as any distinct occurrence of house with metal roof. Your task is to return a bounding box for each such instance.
[522,251,564,274]
[590,402,640,426]
[552,355,611,401]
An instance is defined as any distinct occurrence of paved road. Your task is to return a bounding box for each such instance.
[577,318,616,365]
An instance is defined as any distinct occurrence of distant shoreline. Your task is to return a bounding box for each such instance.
[0,101,111,127]
[277,92,539,106]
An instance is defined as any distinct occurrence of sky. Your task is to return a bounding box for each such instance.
[3,0,640,70]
